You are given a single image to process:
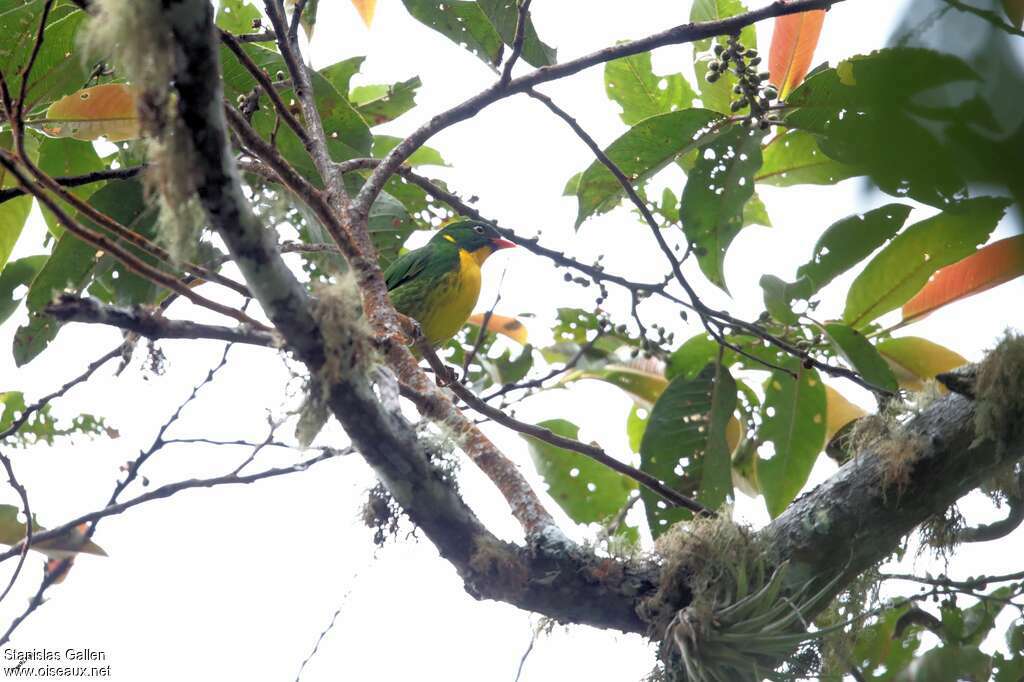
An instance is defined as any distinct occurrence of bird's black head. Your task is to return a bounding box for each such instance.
[430,220,516,255]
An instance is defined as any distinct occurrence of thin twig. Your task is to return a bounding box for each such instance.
[499,0,533,88]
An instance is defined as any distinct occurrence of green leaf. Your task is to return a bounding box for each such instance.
[573,108,724,227]
[35,136,105,236]
[758,274,805,325]
[215,0,261,34]
[0,5,88,113]
[343,176,417,269]
[319,56,366,96]
[523,419,636,525]
[785,48,981,206]
[563,365,667,408]
[0,255,47,325]
[627,404,648,454]
[823,323,899,393]
[796,203,912,293]
[843,197,1009,328]
[680,125,766,291]
[372,135,448,167]
[691,0,757,114]
[640,364,735,536]
[352,77,421,126]
[0,391,107,449]
[88,180,162,306]
[667,334,724,381]
[757,360,826,517]
[476,0,556,68]
[14,179,154,365]
[0,131,38,270]
[893,646,992,682]
[220,43,372,181]
[400,0,503,68]
[604,51,696,125]
[756,130,862,187]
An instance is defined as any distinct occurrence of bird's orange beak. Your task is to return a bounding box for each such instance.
[490,237,516,250]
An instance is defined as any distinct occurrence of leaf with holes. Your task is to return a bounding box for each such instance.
[523,419,636,526]
[604,51,695,125]
[0,256,47,326]
[573,108,724,227]
[756,130,862,187]
[758,360,826,518]
[876,337,967,391]
[477,0,556,68]
[769,9,826,100]
[352,77,421,126]
[843,197,1009,329]
[902,235,1024,325]
[401,0,504,68]
[823,323,898,394]
[216,0,261,33]
[785,48,981,207]
[40,83,140,142]
[640,364,736,536]
[796,204,912,294]
[691,0,757,114]
[681,125,766,292]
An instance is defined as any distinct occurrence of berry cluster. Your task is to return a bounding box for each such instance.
[705,33,780,129]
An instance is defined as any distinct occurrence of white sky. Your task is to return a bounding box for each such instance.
[1,1,1022,680]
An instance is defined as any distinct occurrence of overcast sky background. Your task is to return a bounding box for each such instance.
[1,0,1022,680]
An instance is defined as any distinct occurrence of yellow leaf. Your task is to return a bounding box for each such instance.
[824,385,866,443]
[351,0,376,27]
[876,337,967,391]
[467,313,528,344]
[41,83,139,142]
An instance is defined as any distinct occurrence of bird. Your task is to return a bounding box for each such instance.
[385,219,516,348]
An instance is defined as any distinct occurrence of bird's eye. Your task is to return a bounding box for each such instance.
[473,225,485,234]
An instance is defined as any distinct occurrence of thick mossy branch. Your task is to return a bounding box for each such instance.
[974,333,1024,453]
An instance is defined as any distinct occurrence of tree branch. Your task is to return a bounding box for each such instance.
[45,295,281,348]
[352,0,846,216]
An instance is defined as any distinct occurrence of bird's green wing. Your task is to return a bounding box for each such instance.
[383,246,433,292]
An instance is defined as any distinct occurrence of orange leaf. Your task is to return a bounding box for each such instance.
[42,83,139,142]
[768,9,826,100]
[351,0,377,27]
[876,337,967,391]
[467,313,528,344]
[1004,0,1024,28]
[902,235,1024,324]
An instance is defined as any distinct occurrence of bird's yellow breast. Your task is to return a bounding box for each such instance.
[418,247,488,346]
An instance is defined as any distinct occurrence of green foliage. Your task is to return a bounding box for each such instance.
[604,51,696,126]
[400,0,504,68]
[784,48,984,207]
[640,363,735,536]
[756,130,862,187]
[0,391,108,447]
[757,361,826,517]
[690,0,757,114]
[476,0,556,67]
[215,0,261,34]
[352,77,422,126]
[523,419,636,528]
[843,197,1010,328]
[680,126,766,291]
[823,323,899,393]
[570,108,724,226]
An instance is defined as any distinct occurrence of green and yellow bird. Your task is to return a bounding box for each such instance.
[385,219,516,347]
